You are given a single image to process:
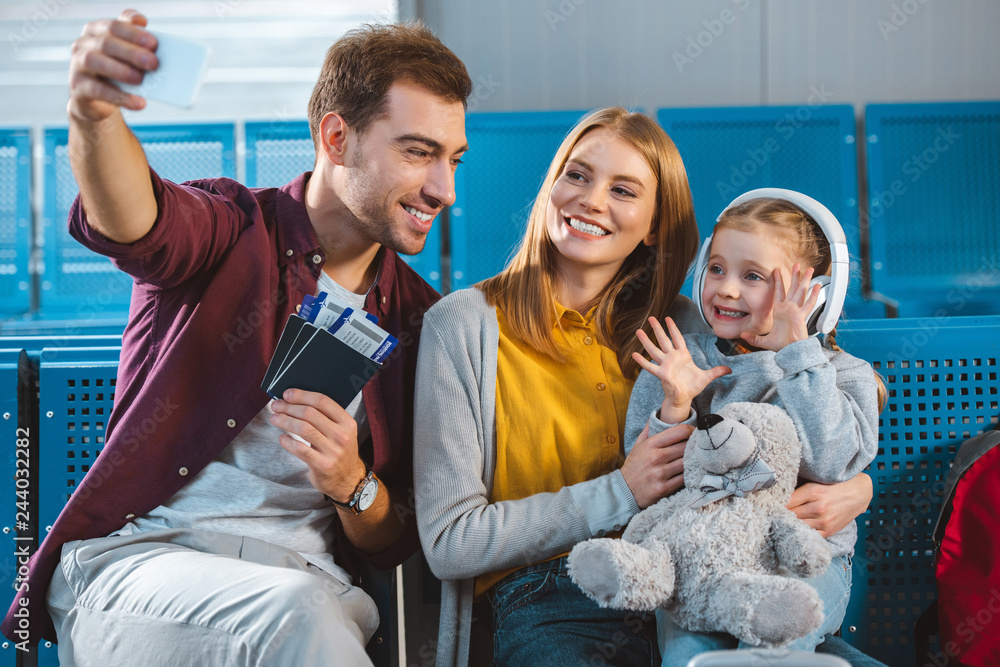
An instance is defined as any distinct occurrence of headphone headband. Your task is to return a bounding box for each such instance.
[693,188,850,336]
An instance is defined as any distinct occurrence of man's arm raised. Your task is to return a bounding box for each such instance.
[68,9,159,244]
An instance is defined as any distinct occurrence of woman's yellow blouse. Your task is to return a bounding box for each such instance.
[476,303,634,597]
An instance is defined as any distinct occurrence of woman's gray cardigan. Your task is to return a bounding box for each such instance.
[413,288,704,667]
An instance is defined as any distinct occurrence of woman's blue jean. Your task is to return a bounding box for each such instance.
[488,556,659,666]
[657,554,853,666]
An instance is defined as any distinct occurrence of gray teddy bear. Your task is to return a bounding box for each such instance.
[568,401,832,647]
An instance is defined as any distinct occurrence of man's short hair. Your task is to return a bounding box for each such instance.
[307,22,472,144]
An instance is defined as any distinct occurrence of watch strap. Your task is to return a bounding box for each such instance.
[328,465,374,513]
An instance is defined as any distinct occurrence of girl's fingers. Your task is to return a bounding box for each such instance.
[665,317,687,351]
[632,351,659,374]
[636,329,663,359]
[804,282,822,312]
[648,317,673,352]
[788,263,803,300]
[773,269,786,303]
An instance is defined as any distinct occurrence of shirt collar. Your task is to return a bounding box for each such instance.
[275,171,399,316]
[276,172,322,267]
[555,301,598,328]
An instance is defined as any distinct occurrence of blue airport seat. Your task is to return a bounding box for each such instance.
[450,110,588,290]
[657,105,885,320]
[0,128,31,319]
[40,123,236,317]
[0,315,127,337]
[244,119,314,188]
[245,118,442,291]
[0,347,25,666]
[30,344,119,667]
[31,341,398,665]
[865,101,1000,318]
[836,315,1000,666]
[37,346,120,532]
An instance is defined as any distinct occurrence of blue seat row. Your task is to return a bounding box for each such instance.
[3,316,998,665]
[0,335,400,666]
[2,100,997,331]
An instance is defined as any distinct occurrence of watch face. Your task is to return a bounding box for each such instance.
[357,478,378,512]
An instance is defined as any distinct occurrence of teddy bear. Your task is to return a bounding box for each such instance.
[568,401,833,647]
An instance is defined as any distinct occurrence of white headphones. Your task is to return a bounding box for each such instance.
[692,188,850,336]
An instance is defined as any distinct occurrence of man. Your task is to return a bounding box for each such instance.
[2,9,470,664]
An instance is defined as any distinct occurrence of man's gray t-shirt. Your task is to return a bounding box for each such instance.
[118,271,372,583]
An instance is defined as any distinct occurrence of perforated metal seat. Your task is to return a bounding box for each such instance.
[450,110,588,290]
[865,101,1000,317]
[0,128,31,318]
[837,314,1000,665]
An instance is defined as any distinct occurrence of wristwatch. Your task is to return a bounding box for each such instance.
[330,466,379,514]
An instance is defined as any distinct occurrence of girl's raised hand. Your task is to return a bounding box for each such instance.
[742,263,820,351]
[633,316,731,424]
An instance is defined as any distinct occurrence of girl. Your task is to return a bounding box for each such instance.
[624,192,882,663]
[414,113,874,667]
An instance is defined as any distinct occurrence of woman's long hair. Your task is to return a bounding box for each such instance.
[478,107,699,379]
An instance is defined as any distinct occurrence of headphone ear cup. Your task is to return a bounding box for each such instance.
[692,237,713,327]
[805,275,830,336]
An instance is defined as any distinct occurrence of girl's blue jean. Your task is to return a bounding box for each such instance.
[657,554,852,666]
[487,555,659,666]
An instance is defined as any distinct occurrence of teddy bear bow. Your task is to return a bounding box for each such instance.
[690,455,777,509]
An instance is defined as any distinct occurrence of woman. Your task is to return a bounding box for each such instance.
[413,107,872,666]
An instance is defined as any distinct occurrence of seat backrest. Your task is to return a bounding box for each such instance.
[40,123,236,316]
[657,104,883,320]
[864,101,1000,317]
[450,110,587,290]
[0,127,31,318]
[37,346,120,530]
[836,315,1000,665]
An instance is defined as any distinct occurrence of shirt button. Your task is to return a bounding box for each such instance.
[607,435,616,444]
[584,336,593,345]
[285,249,293,257]
[597,383,606,391]
[312,255,322,265]
[179,467,189,476]
[227,419,237,428]
[124,513,135,520]
[597,530,607,537]
[613,524,622,532]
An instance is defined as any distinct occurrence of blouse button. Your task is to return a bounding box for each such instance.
[179,467,189,476]
[124,513,135,520]
[606,435,616,444]
[285,249,294,257]
[312,255,322,264]
[597,383,606,391]
[584,336,593,345]
[227,419,237,428]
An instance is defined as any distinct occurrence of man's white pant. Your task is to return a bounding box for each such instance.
[46,528,378,666]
